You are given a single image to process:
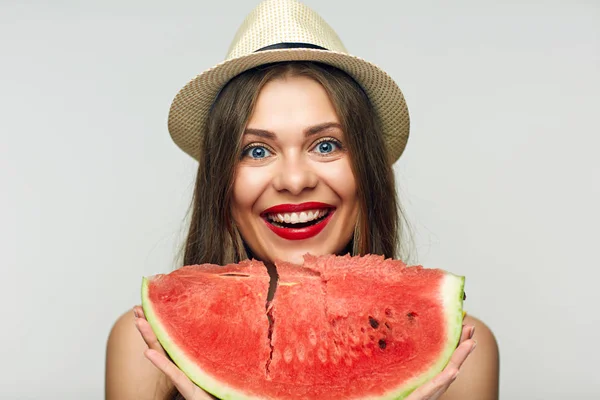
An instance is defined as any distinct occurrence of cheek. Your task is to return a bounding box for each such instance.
[232,166,270,217]
[321,159,358,202]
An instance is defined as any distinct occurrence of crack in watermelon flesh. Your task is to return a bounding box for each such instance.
[141,254,465,400]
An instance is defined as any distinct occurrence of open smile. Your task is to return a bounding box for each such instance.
[261,202,336,240]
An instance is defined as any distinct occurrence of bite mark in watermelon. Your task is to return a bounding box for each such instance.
[141,255,465,400]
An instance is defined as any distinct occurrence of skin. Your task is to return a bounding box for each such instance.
[232,76,359,265]
[105,76,500,399]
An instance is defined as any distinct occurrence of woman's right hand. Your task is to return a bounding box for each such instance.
[133,305,217,400]
[404,324,476,399]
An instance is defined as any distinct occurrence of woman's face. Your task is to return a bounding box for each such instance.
[231,75,359,265]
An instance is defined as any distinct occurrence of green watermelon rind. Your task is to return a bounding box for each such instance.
[142,272,465,400]
[379,273,465,400]
[141,277,264,400]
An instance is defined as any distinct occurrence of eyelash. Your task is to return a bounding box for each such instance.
[240,143,274,159]
[240,137,344,159]
[312,137,344,155]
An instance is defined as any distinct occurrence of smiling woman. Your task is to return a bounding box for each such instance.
[105,0,498,399]
[179,62,401,269]
[219,63,400,266]
[235,74,360,260]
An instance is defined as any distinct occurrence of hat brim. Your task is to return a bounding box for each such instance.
[168,48,409,163]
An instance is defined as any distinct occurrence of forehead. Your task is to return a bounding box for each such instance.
[246,75,340,135]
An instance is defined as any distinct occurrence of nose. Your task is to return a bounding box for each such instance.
[272,152,318,195]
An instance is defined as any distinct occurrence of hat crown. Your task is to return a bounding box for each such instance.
[226,0,347,59]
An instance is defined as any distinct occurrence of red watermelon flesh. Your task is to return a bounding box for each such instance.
[142,254,465,400]
[142,260,272,390]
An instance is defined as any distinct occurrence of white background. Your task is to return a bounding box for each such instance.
[1,0,599,398]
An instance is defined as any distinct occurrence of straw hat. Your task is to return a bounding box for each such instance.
[168,0,410,163]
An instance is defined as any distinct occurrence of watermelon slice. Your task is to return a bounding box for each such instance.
[141,254,465,400]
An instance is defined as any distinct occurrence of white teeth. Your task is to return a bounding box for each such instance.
[267,209,330,224]
[299,212,308,223]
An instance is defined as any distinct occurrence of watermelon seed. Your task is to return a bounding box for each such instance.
[308,329,318,346]
[385,322,391,330]
[284,347,294,363]
[369,317,380,329]
[360,327,366,333]
[219,273,250,277]
[296,343,306,362]
[378,339,387,350]
[317,347,327,363]
[385,308,393,317]
[407,312,417,321]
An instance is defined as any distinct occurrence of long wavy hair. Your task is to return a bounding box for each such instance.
[167,61,411,399]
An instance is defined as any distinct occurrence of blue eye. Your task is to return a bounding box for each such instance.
[243,145,271,159]
[314,140,339,154]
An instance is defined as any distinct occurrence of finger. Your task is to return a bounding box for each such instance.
[426,365,468,400]
[458,324,475,345]
[135,316,168,356]
[445,338,477,373]
[416,339,476,399]
[405,337,476,400]
[427,382,455,400]
[458,325,469,344]
[133,305,146,320]
[405,367,459,400]
[145,349,215,400]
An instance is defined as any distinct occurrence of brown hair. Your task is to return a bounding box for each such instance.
[169,61,411,398]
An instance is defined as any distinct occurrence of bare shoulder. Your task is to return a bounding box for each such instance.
[441,315,500,400]
[105,309,173,400]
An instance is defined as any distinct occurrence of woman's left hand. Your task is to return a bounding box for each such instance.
[405,324,476,399]
[133,305,217,399]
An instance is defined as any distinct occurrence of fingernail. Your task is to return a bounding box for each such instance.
[133,308,139,318]
[469,325,475,339]
[470,340,477,354]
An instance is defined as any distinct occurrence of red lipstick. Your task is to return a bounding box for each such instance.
[261,202,335,241]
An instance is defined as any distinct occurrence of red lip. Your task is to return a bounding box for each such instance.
[261,202,334,214]
[261,202,336,241]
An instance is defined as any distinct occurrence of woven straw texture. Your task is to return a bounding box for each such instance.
[168,0,410,163]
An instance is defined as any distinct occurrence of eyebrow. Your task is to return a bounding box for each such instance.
[306,122,343,137]
[244,122,342,139]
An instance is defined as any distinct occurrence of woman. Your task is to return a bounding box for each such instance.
[106,1,499,399]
